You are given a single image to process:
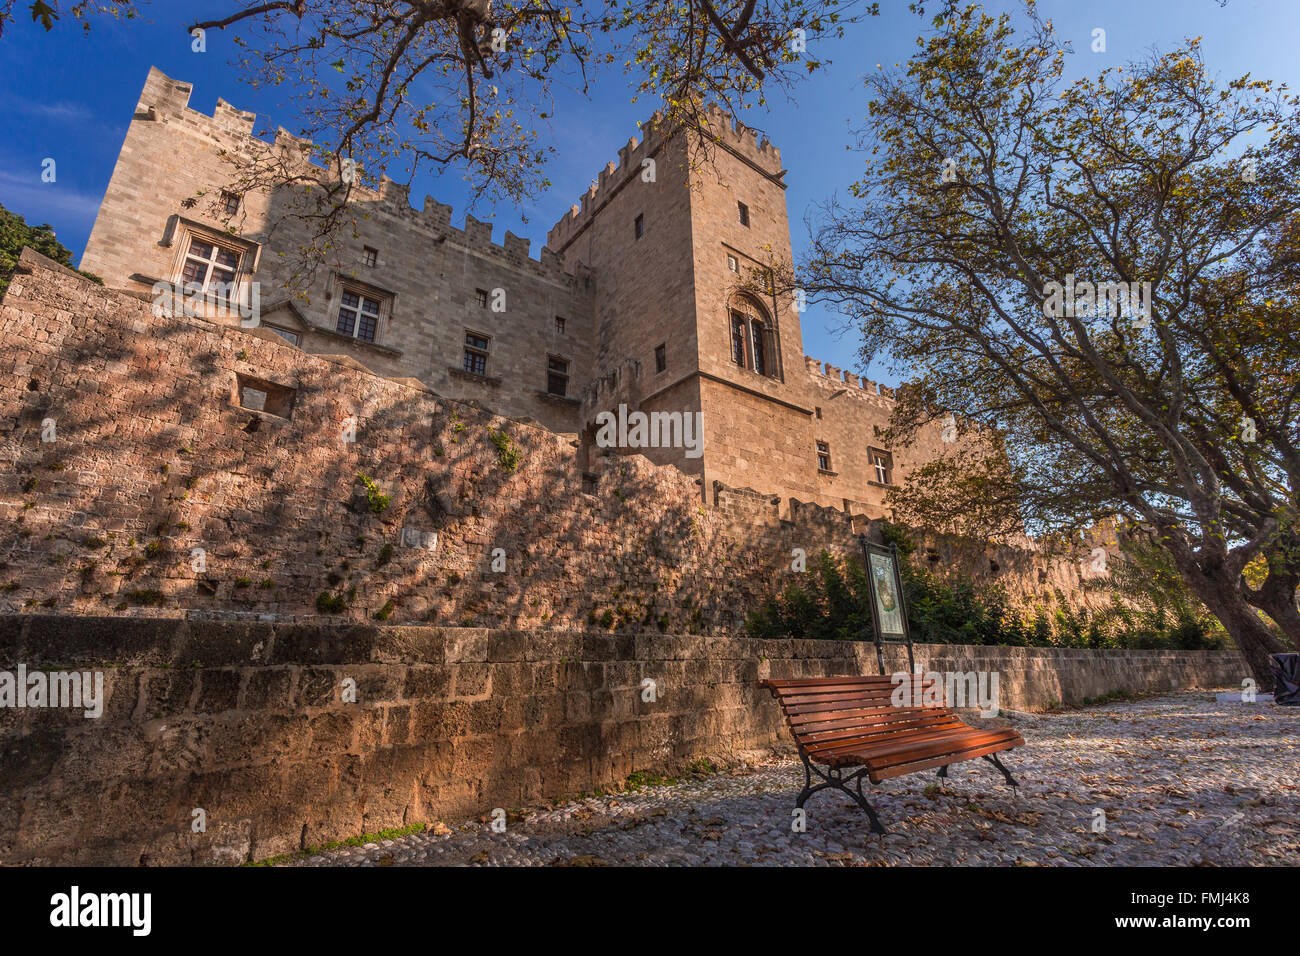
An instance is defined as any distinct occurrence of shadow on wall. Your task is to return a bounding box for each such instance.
[0,249,894,634]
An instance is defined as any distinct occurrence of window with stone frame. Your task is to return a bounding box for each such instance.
[547,356,569,396]
[236,373,295,418]
[220,191,241,216]
[363,246,378,267]
[655,343,667,373]
[816,441,832,472]
[335,287,384,343]
[635,213,645,240]
[180,236,242,301]
[464,331,490,376]
[870,447,894,485]
[738,201,750,227]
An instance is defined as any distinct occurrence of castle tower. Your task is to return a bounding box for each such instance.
[546,107,816,502]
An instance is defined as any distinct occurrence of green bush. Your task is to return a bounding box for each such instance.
[486,427,521,473]
[745,530,1226,650]
[316,591,348,614]
[356,473,391,514]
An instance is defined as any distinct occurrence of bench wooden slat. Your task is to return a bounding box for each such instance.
[846,726,1020,765]
[762,677,896,688]
[802,719,971,756]
[868,738,1025,781]
[766,674,933,691]
[778,687,941,713]
[798,714,965,750]
[789,705,956,732]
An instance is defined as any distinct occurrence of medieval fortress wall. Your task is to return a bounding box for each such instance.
[0,251,1106,629]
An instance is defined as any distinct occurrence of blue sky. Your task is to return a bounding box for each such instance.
[3,0,1297,383]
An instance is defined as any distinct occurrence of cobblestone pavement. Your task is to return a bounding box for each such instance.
[284,693,1299,867]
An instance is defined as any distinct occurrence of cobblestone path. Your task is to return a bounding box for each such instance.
[283,693,1299,866]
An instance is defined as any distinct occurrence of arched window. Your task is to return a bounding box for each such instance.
[728,295,775,377]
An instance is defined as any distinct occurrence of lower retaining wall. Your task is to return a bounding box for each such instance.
[0,615,1245,865]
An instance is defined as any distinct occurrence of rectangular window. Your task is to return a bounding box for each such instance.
[236,373,295,419]
[655,343,667,373]
[727,254,739,273]
[731,313,748,368]
[816,441,831,472]
[749,320,766,376]
[547,356,569,396]
[555,316,566,335]
[363,246,378,267]
[180,237,241,300]
[738,201,750,227]
[336,289,382,342]
[221,191,240,216]
[267,326,299,346]
[464,331,489,376]
[870,448,894,485]
[634,214,644,240]
[475,288,489,308]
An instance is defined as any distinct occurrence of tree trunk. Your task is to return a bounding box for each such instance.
[1181,564,1288,693]
[1245,565,1300,654]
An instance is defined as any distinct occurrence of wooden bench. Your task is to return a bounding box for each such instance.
[760,674,1025,833]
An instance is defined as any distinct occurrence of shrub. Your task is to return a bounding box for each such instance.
[486,427,521,473]
[316,591,348,613]
[744,534,1225,651]
[356,473,391,514]
[125,589,165,607]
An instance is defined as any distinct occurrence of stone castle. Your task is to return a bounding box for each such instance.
[81,67,951,516]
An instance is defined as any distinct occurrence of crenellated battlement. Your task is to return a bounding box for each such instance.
[132,66,582,285]
[697,101,783,173]
[803,356,896,402]
[546,103,784,253]
[135,66,258,137]
[546,110,673,253]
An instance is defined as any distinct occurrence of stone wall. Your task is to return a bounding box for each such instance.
[0,614,1244,865]
[0,249,1107,627]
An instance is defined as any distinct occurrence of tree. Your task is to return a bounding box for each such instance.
[0,202,101,298]
[2,0,874,278]
[802,3,1300,688]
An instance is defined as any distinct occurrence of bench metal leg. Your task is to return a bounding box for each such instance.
[937,764,949,779]
[982,752,1018,788]
[794,752,887,835]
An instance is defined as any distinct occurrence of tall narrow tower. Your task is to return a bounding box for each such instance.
[547,108,815,502]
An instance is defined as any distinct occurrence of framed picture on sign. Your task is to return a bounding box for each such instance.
[869,549,906,639]
[860,538,911,647]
